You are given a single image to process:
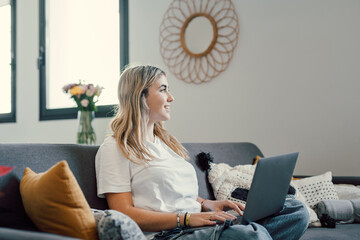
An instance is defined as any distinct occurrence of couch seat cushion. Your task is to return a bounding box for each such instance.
[301,223,360,240]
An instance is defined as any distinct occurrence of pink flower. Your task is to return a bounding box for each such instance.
[86,86,96,97]
[95,85,103,96]
[80,99,89,107]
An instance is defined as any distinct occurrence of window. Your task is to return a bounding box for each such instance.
[39,0,128,120]
[0,0,16,123]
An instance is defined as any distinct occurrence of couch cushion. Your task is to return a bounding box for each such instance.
[0,165,37,230]
[20,160,98,240]
[301,224,360,240]
[0,227,82,240]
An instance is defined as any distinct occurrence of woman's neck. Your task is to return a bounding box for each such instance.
[146,123,155,143]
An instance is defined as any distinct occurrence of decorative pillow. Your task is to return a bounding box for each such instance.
[291,171,339,209]
[0,165,37,230]
[351,198,360,223]
[334,184,360,200]
[0,165,14,177]
[207,161,256,205]
[91,209,146,240]
[317,198,360,225]
[20,160,98,240]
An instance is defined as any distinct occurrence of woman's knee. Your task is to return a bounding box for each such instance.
[285,198,310,229]
[220,223,272,240]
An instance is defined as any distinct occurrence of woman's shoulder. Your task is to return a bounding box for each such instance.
[99,135,118,147]
[96,136,130,165]
[97,135,121,155]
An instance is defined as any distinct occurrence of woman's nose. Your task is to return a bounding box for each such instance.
[168,92,174,102]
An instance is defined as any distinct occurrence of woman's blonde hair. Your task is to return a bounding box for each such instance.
[111,65,189,163]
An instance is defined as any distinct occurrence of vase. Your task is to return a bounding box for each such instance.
[77,111,96,145]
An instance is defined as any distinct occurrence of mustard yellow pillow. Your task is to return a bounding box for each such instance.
[20,160,98,240]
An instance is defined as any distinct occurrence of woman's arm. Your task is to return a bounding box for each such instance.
[106,192,181,231]
[107,193,236,232]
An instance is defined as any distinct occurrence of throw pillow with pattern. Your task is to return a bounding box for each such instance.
[92,209,146,240]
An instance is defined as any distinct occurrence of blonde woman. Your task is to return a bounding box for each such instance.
[95,65,309,240]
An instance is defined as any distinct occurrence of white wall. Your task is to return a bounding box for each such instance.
[0,0,359,176]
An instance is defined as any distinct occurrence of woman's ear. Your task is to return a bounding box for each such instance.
[141,88,148,97]
[140,94,149,112]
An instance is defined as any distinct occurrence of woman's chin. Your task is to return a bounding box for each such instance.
[163,115,171,121]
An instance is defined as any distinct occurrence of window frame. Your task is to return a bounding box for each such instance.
[0,0,16,123]
[38,0,129,121]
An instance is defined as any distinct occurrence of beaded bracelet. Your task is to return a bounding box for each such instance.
[200,199,207,206]
[185,212,191,227]
[183,212,188,227]
[177,211,182,228]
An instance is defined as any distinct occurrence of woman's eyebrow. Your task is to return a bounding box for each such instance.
[158,84,168,89]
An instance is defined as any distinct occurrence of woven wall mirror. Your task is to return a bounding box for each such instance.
[181,13,217,57]
[160,0,239,84]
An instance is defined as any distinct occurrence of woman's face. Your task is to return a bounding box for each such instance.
[146,75,174,124]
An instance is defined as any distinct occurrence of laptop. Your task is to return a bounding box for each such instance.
[235,152,299,225]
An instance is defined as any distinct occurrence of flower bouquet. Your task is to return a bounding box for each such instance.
[63,81,103,145]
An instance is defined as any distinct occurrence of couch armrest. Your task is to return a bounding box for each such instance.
[0,227,81,240]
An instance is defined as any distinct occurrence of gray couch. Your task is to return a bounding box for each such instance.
[0,142,359,239]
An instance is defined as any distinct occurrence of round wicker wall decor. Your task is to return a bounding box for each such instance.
[159,0,239,84]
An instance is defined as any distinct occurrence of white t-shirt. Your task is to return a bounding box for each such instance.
[95,136,201,213]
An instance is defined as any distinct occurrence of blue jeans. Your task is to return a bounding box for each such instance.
[256,197,309,240]
[154,198,309,240]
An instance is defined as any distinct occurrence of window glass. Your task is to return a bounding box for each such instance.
[0,3,11,114]
[45,0,120,109]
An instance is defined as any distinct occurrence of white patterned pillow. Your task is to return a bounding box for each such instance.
[291,171,339,209]
[91,209,146,240]
[208,162,256,206]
